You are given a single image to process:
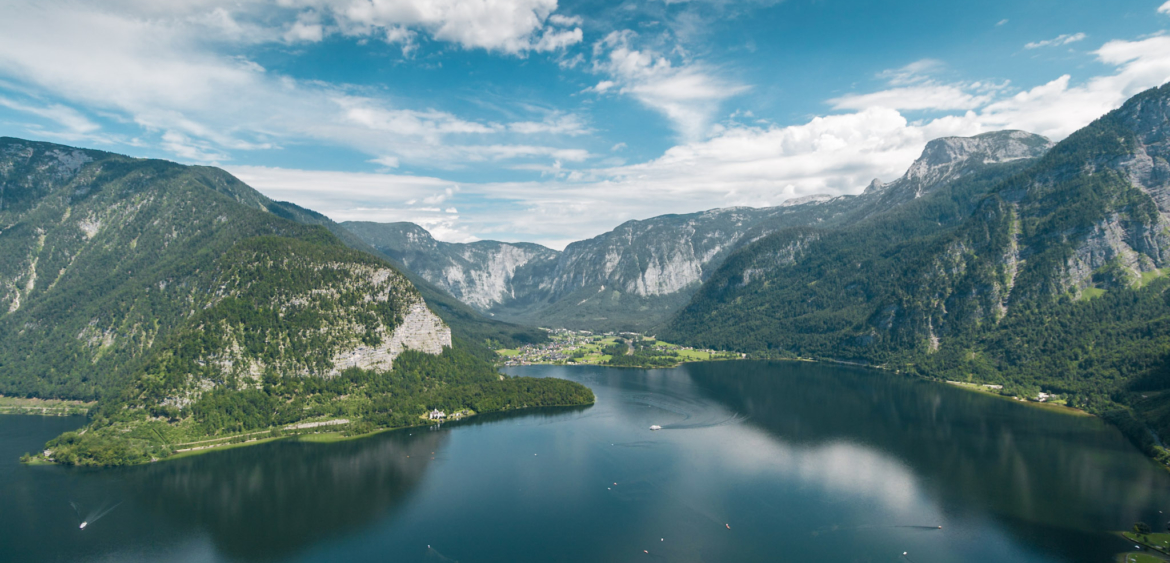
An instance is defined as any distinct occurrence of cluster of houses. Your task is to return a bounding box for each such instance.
[502,329,603,366]
[428,409,468,420]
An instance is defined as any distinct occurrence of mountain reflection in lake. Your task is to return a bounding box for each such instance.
[2,361,1168,563]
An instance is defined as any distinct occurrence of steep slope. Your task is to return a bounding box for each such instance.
[343,221,560,313]
[346,130,1051,332]
[860,130,1053,217]
[662,84,1170,462]
[267,207,548,353]
[0,137,592,465]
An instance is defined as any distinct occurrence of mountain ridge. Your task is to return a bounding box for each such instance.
[345,129,1053,332]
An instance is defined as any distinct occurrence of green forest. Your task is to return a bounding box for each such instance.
[43,346,593,466]
[0,137,593,467]
[661,85,1170,464]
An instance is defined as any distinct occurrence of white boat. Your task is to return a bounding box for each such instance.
[649,425,662,431]
[79,522,87,530]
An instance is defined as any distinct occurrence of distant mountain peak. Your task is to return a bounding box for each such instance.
[780,194,834,207]
[906,130,1053,182]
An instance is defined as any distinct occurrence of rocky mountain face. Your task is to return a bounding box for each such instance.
[346,202,855,331]
[661,84,1170,460]
[343,221,559,311]
[860,130,1053,217]
[0,137,452,400]
[345,130,1054,332]
[0,137,592,467]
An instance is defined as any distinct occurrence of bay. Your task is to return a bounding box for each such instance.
[2,361,1167,562]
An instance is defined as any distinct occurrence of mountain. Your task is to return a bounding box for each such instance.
[0,137,591,465]
[660,84,1170,464]
[344,130,1052,332]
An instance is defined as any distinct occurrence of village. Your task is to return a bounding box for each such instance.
[497,329,736,367]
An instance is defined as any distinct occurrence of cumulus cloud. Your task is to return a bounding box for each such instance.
[234,107,961,246]
[1159,1,1170,14]
[588,30,749,140]
[232,33,1170,247]
[1024,32,1087,50]
[976,35,1170,138]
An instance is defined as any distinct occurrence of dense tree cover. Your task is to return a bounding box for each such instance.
[605,339,684,368]
[44,346,593,466]
[662,85,1170,462]
[0,137,592,467]
[0,138,544,401]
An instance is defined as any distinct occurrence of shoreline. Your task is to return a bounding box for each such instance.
[25,399,594,467]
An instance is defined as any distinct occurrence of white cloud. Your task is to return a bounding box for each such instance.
[1024,32,1086,50]
[0,96,100,136]
[996,19,1008,26]
[830,84,991,111]
[234,107,959,247]
[830,60,1004,112]
[507,113,590,136]
[232,32,1170,247]
[876,58,944,86]
[1159,1,1170,14]
[976,35,1170,138]
[282,0,582,54]
[0,1,591,167]
[589,30,749,140]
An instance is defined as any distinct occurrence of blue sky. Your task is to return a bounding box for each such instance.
[2,0,1170,248]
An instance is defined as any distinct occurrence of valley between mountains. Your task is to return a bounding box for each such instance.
[5,84,1170,468]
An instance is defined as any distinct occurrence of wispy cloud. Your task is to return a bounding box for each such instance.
[0,1,591,167]
[830,85,991,111]
[0,96,100,136]
[1024,32,1086,50]
[587,30,748,141]
[829,59,1003,112]
[237,34,1170,247]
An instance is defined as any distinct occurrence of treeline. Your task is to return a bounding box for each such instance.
[661,85,1170,462]
[606,339,683,368]
[44,346,594,466]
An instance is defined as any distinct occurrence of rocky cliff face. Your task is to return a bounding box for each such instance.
[860,130,1053,217]
[346,201,852,330]
[665,84,1170,361]
[346,130,1054,331]
[0,137,449,401]
[330,301,451,376]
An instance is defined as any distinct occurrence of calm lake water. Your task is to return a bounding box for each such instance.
[3,361,1169,563]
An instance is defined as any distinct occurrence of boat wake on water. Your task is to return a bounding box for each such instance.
[624,393,746,430]
[425,544,459,562]
[71,500,122,530]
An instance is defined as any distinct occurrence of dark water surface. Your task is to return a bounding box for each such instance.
[3,361,1169,563]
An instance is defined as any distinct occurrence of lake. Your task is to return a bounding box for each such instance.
[2,361,1168,563]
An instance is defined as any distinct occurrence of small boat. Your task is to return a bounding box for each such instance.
[725,523,731,530]
[79,522,87,530]
[649,425,662,431]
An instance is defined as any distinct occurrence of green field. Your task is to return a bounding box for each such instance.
[0,396,94,416]
[498,330,740,368]
[1123,531,1170,554]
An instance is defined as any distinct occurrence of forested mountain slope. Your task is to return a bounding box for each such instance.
[344,130,1051,332]
[661,84,1170,462]
[0,137,591,465]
